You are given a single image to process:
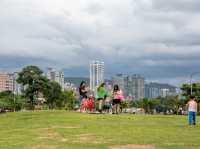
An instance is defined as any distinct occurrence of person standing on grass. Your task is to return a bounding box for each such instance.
[112,84,124,114]
[187,95,197,125]
[79,81,88,111]
[96,83,107,113]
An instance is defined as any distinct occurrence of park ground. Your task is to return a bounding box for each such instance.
[0,111,200,149]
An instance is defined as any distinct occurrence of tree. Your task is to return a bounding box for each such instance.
[44,81,63,109]
[0,91,25,111]
[181,83,200,112]
[148,98,160,114]
[181,83,200,102]
[0,91,13,109]
[163,96,179,114]
[129,96,182,114]
[120,100,129,111]
[62,90,76,110]
[17,65,49,110]
[141,98,150,113]
[181,84,191,98]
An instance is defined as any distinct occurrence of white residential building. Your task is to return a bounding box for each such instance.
[47,68,65,90]
[0,73,14,92]
[90,61,104,92]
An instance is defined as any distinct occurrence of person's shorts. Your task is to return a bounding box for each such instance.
[112,99,121,105]
[103,104,111,110]
[97,98,103,101]
[80,95,87,101]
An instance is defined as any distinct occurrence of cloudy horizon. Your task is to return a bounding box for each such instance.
[1,0,200,86]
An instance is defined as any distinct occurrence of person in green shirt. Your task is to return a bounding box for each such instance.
[96,83,107,113]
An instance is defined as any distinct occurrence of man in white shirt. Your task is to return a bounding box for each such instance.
[187,96,197,125]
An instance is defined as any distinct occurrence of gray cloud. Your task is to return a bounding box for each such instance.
[152,0,200,12]
[0,0,200,85]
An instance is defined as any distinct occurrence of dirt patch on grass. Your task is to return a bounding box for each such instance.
[50,125,80,129]
[72,133,112,144]
[32,145,56,149]
[73,133,96,143]
[38,128,61,140]
[111,144,155,149]
[36,125,79,141]
[36,128,68,142]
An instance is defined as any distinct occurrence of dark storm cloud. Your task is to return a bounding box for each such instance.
[0,55,56,72]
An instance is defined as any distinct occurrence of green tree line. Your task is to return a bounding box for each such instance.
[1,66,77,111]
[1,65,200,113]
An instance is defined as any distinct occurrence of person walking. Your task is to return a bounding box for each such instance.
[112,84,124,114]
[187,95,197,125]
[96,83,107,113]
[79,81,88,112]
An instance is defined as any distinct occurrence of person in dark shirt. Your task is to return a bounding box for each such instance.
[79,81,88,101]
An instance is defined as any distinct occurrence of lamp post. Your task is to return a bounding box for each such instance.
[190,72,200,95]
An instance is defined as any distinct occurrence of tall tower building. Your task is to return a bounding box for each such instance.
[47,68,65,90]
[90,61,104,92]
[130,74,145,100]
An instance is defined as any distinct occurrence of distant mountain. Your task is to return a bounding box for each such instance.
[145,82,177,92]
[146,82,177,88]
[64,77,89,87]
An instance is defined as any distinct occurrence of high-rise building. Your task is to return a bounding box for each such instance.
[128,74,145,99]
[47,68,65,90]
[0,73,14,92]
[161,88,170,97]
[90,61,104,92]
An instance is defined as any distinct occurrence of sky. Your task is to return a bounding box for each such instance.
[1,0,200,86]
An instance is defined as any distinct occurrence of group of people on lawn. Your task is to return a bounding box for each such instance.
[79,81,124,114]
[79,81,198,125]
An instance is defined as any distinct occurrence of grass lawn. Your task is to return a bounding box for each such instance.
[0,111,200,149]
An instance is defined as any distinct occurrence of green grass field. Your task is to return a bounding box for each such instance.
[0,111,199,149]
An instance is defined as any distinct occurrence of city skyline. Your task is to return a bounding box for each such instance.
[1,0,200,86]
[0,65,194,87]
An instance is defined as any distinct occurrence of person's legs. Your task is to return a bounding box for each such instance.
[98,99,103,112]
[193,112,196,125]
[79,96,83,112]
[116,104,119,114]
[112,104,116,114]
[188,111,193,125]
[115,100,121,114]
[81,98,87,113]
[112,99,116,114]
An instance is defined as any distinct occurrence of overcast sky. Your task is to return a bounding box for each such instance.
[1,0,200,85]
